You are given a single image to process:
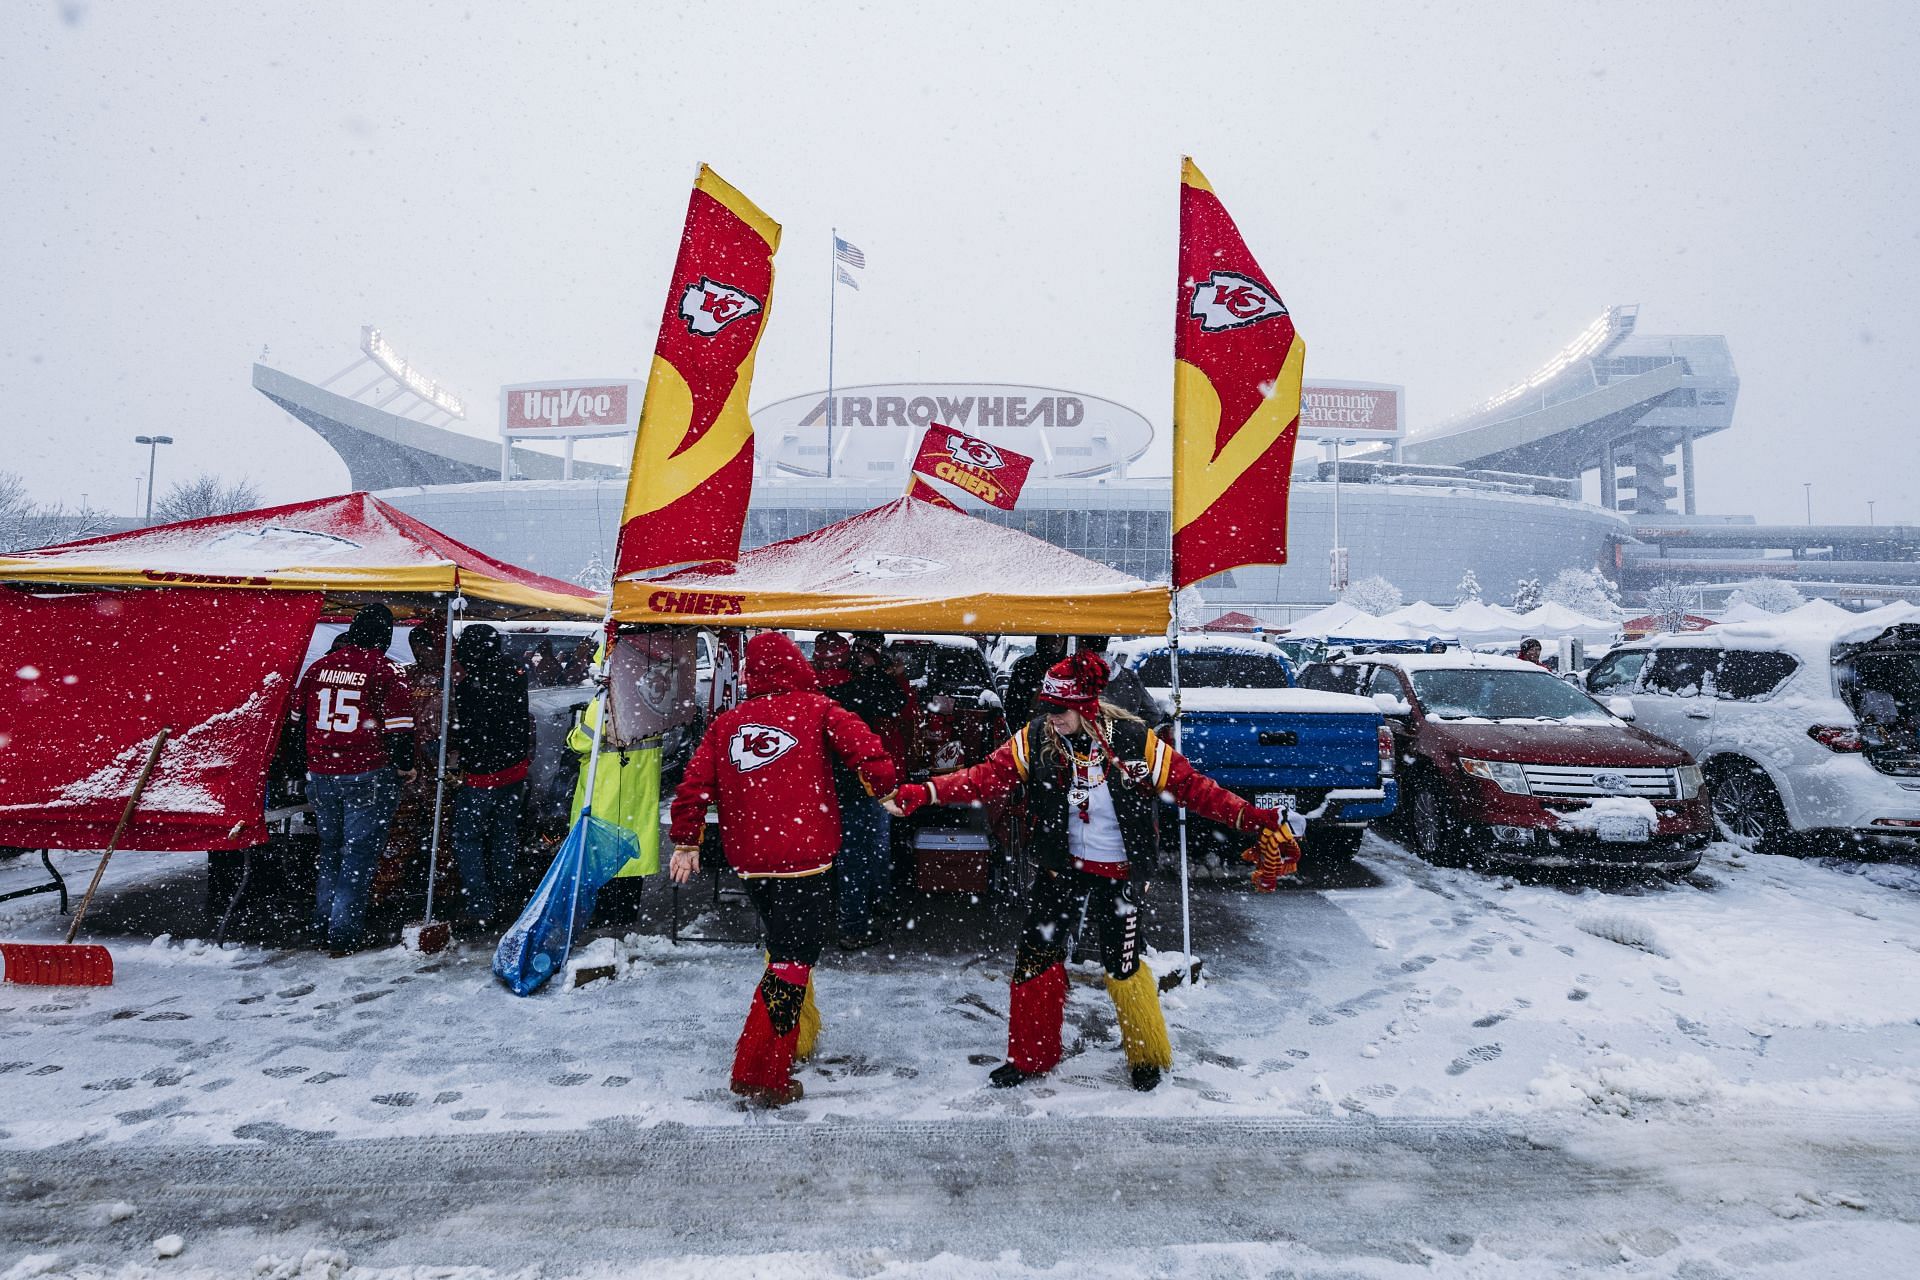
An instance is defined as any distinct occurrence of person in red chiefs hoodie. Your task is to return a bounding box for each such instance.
[668,631,899,1106]
[293,604,415,955]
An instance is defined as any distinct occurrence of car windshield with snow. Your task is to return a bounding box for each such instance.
[1409,668,1613,723]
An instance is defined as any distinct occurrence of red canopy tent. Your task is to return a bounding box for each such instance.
[0,494,599,854]
[1194,610,1267,634]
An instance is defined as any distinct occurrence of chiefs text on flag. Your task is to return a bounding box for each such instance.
[908,423,1035,511]
[613,166,780,583]
[1171,157,1304,590]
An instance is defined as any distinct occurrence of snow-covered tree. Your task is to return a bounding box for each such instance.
[1644,581,1696,633]
[572,553,612,593]
[1510,577,1543,612]
[1454,568,1483,605]
[0,470,107,552]
[1729,578,1805,614]
[1544,568,1617,619]
[1341,575,1404,616]
[153,473,261,522]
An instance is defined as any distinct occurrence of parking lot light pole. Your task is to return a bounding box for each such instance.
[134,435,173,522]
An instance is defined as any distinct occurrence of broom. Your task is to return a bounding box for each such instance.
[1,728,171,987]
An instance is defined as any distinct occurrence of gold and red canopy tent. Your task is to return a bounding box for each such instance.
[611,497,1170,636]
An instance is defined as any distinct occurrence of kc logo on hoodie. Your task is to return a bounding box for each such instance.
[729,723,798,773]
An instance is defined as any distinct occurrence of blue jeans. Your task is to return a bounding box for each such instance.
[309,768,399,951]
[835,793,892,938]
[451,781,526,924]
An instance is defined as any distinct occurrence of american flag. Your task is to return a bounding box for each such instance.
[836,266,860,290]
[833,236,866,269]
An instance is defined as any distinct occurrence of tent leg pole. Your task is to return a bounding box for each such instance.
[424,595,461,926]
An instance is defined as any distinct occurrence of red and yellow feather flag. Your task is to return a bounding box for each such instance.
[612,166,781,588]
[1172,157,1304,590]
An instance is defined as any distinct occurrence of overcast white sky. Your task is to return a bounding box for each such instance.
[5,1,1916,525]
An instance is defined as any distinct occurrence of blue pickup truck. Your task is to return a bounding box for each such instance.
[1113,636,1398,867]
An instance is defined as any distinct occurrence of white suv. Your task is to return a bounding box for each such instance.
[1611,608,1920,853]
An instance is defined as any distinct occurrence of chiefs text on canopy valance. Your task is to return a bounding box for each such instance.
[612,497,1170,636]
[0,492,602,618]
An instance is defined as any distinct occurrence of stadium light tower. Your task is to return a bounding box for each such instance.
[134,435,173,522]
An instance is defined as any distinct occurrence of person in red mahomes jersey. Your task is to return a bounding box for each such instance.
[293,604,416,955]
[668,631,898,1107]
[886,649,1298,1093]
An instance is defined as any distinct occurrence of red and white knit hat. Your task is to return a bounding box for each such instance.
[1035,650,1109,714]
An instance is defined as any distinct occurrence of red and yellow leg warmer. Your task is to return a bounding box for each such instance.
[1006,943,1069,1076]
[1105,964,1173,1069]
[732,962,812,1092]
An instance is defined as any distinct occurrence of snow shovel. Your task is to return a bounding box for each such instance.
[404,596,460,957]
[0,727,171,987]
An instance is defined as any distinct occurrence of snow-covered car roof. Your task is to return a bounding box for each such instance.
[888,633,986,648]
[1635,605,1920,668]
[1112,634,1281,661]
[1158,687,1381,716]
[1338,651,1545,674]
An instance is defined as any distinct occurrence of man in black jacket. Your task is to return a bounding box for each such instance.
[448,624,534,928]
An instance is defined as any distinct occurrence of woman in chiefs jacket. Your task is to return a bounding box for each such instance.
[887,649,1297,1092]
[668,631,898,1107]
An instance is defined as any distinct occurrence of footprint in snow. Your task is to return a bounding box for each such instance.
[1445,1045,1503,1076]
[1471,1011,1508,1029]
[371,1092,417,1107]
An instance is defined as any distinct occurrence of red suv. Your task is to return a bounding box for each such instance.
[1326,653,1710,875]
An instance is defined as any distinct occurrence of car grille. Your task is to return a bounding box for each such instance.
[1521,764,1678,798]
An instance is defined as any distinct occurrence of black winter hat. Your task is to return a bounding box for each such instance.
[342,603,394,651]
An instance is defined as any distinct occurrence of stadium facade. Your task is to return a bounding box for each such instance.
[259,306,1920,621]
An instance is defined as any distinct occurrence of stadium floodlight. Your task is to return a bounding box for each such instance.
[360,326,467,419]
[134,434,174,522]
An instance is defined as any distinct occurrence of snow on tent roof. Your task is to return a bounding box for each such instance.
[610,497,1170,636]
[1280,601,1374,637]
[1195,610,1267,633]
[1516,602,1618,632]
[0,492,602,618]
[1384,600,1454,629]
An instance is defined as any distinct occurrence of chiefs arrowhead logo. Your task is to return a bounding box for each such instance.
[1188,270,1289,333]
[946,434,1005,471]
[679,276,763,336]
[728,723,797,772]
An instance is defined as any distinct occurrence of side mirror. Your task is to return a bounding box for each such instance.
[1608,696,1637,721]
[1371,692,1412,717]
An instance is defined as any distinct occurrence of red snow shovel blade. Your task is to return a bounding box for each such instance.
[1,941,114,987]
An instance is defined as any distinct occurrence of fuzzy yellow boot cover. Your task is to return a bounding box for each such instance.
[1105,965,1173,1069]
[796,977,822,1062]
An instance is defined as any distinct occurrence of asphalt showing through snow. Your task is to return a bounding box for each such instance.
[6,1112,1918,1271]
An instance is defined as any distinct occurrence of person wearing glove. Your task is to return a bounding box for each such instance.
[1243,822,1302,892]
[886,648,1288,1092]
[668,631,899,1108]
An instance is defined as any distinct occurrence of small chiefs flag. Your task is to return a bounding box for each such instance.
[903,474,962,512]
[907,424,1035,511]
[614,166,781,582]
[1172,158,1304,590]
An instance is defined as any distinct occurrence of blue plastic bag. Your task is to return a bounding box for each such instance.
[492,813,641,996]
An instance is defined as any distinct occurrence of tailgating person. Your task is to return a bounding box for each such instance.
[1518,637,1547,667]
[373,620,451,909]
[294,603,415,955]
[447,624,534,930]
[851,631,917,917]
[813,631,908,949]
[668,632,898,1107]
[1075,634,1165,724]
[886,650,1298,1093]
[1004,635,1066,727]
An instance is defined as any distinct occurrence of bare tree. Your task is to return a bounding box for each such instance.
[152,473,262,523]
[0,470,109,552]
[1730,578,1806,614]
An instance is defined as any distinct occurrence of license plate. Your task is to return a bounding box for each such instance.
[1255,792,1295,811]
[1596,815,1650,843]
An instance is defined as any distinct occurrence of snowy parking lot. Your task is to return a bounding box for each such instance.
[4,833,1920,1276]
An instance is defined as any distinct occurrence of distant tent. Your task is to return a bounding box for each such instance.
[1196,610,1267,634]
[1622,613,1717,639]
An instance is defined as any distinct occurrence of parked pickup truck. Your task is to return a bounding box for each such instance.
[1112,636,1398,866]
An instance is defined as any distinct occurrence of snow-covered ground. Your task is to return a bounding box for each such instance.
[4,833,1920,1275]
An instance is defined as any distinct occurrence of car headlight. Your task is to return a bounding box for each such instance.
[1675,764,1704,799]
[1460,757,1530,795]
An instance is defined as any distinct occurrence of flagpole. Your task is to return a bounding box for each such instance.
[826,226,837,480]
[1170,587,1195,985]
